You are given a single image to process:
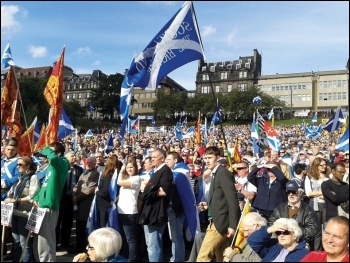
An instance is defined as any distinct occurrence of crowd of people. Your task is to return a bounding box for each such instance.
[1,122,349,262]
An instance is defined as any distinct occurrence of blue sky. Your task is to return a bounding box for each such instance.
[1,1,349,91]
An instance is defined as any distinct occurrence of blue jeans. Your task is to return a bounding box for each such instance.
[143,223,166,262]
[167,208,185,262]
[12,215,34,262]
[119,213,139,262]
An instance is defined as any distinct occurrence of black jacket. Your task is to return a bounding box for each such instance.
[268,201,321,242]
[137,164,173,226]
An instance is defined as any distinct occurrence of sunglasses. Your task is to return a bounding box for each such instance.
[236,167,247,170]
[17,163,25,167]
[286,190,298,195]
[276,230,292,236]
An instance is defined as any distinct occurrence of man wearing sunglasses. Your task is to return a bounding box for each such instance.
[233,162,256,202]
[268,180,321,251]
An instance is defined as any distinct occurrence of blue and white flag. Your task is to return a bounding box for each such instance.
[305,125,322,138]
[73,129,78,152]
[267,108,274,120]
[311,112,317,126]
[335,126,349,151]
[122,1,205,92]
[203,117,208,145]
[58,107,75,140]
[186,126,195,134]
[29,117,40,144]
[84,129,93,138]
[1,42,15,70]
[251,113,259,155]
[32,156,43,166]
[106,169,120,233]
[128,117,139,134]
[174,126,183,140]
[172,162,200,241]
[267,136,282,151]
[90,102,95,112]
[86,195,99,235]
[322,106,345,133]
[181,117,187,128]
[119,55,136,143]
[211,98,222,124]
[152,116,156,127]
[105,132,114,154]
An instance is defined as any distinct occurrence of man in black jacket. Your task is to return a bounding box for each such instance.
[138,148,173,262]
[56,151,83,250]
[268,180,321,250]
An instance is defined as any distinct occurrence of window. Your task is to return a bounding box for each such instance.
[66,95,70,99]
[79,84,82,89]
[72,94,76,99]
[215,86,220,93]
[220,72,227,80]
[146,93,152,98]
[78,93,82,99]
[228,84,232,92]
[202,66,207,71]
[202,74,209,81]
[319,93,324,101]
[202,86,210,93]
[342,92,346,99]
[338,92,342,100]
[236,64,241,70]
[245,63,250,69]
[238,84,247,91]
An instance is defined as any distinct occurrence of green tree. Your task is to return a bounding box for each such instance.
[89,73,124,121]
[18,77,50,128]
[153,90,188,119]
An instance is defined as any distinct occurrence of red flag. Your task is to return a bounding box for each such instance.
[43,47,65,144]
[34,124,47,151]
[19,125,35,156]
[264,120,278,137]
[7,92,23,142]
[1,66,19,126]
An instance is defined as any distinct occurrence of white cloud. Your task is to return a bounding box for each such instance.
[77,47,91,56]
[1,5,21,35]
[28,45,48,58]
[226,29,239,47]
[202,25,216,37]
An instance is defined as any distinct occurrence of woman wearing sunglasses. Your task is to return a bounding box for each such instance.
[248,217,309,262]
[4,156,40,262]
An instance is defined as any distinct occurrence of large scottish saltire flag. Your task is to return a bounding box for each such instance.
[119,1,205,142]
[1,42,15,70]
[322,106,345,133]
[106,169,121,233]
[58,107,75,140]
[256,112,279,151]
[335,126,349,151]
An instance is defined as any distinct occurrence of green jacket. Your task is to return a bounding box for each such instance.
[32,147,70,210]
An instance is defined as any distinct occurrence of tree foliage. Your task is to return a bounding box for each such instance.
[89,73,124,120]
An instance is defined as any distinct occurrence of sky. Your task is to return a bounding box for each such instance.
[1,1,349,91]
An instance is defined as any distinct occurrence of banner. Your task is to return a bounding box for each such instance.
[1,201,14,227]
[25,206,47,234]
[145,126,166,133]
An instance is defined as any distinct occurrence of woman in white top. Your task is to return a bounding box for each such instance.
[304,157,329,230]
[117,157,141,262]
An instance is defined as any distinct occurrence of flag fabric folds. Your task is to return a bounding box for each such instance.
[335,126,349,151]
[267,108,274,120]
[251,113,259,155]
[232,140,241,164]
[322,106,345,133]
[128,117,140,134]
[58,107,75,140]
[211,98,222,124]
[1,66,19,126]
[305,125,322,138]
[122,1,205,92]
[34,124,47,151]
[256,112,280,151]
[84,129,93,138]
[18,124,35,156]
[32,117,40,144]
[1,42,15,70]
[43,47,65,144]
[231,200,251,251]
[105,132,114,154]
[90,102,95,112]
[174,126,183,140]
[106,169,120,233]
[152,116,156,127]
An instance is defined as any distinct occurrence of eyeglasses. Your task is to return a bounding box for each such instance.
[87,244,95,250]
[236,167,247,170]
[17,163,25,167]
[276,230,292,236]
[335,170,346,174]
[286,190,298,195]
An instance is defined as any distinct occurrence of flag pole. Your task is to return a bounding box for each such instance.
[230,199,250,248]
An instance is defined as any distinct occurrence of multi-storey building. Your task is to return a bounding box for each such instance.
[195,49,262,94]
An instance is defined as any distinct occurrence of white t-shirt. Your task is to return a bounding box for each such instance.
[237,176,257,193]
[117,175,141,214]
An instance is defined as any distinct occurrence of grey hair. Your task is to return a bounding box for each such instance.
[87,156,96,166]
[275,218,303,241]
[242,212,267,227]
[88,227,122,261]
